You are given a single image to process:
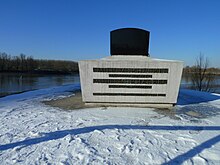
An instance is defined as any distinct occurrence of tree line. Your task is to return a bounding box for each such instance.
[0,52,78,74]
[183,66,220,75]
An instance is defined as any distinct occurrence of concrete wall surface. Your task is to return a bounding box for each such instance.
[79,56,183,105]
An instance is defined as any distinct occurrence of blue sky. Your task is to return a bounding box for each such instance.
[0,0,219,67]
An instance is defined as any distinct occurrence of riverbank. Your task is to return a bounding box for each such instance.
[0,89,37,98]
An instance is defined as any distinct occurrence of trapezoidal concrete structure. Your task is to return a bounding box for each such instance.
[79,28,183,107]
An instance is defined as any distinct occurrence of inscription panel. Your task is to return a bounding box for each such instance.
[79,60,183,104]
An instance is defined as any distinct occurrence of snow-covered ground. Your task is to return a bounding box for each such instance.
[0,84,220,165]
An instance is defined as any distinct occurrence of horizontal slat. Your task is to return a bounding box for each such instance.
[93,79,167,84]
[109,85,152,89]
[93,93,166,97]
[93,68,169,73]
[109,74,152,78]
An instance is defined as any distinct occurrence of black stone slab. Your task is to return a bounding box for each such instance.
[110,28,150,56]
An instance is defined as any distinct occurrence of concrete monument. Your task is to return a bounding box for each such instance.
[79,28,183,107]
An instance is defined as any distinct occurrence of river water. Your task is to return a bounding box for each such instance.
[0,73,80,97]
[181,74,220,93]
[0,73,220,97]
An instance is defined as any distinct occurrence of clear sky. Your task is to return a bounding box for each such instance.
[0,0,219,67]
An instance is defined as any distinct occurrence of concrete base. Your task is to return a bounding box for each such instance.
[85,102,174,109]
[79,55,183,108]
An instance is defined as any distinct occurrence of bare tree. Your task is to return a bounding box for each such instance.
[191,53,215,92]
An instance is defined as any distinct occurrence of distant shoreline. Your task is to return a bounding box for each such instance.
[0,70,79,75]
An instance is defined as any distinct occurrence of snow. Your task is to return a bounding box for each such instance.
[0,84,220,164]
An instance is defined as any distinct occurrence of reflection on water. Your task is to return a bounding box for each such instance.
[0,73,80,97]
